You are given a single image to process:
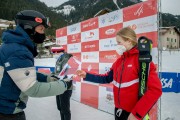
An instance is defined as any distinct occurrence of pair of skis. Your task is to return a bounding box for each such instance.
[138,36,153,120]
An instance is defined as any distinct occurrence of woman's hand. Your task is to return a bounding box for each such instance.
[76,70,87,78]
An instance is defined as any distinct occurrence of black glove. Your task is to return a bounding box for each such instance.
[63,75,73,89]
[50,74,59,81]
[64,79,72,89]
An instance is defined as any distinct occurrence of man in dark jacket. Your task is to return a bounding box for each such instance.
[51,47,73,120]
[0,10,72,120]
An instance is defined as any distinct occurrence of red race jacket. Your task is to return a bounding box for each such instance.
[85,46,162,119]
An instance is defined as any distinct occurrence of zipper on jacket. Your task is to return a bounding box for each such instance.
[117,57,125,106]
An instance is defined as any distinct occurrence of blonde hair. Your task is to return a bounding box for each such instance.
[116,27,137,46]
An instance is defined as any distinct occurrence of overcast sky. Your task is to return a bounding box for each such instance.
[39,0,180,15]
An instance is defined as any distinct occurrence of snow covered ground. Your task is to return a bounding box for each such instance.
[160,50,180,120]
[25,97,114,120]
[31,50,180,120]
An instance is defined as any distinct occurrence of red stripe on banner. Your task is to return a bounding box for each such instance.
[81,40,99,52]
[67,33,81,44]
[81,17,99,32]
[99,51,120,63]
[123,0,157,22]
[81,83,99,109]
[137,31,158,47]
[56,27,67,38]
[99,23,123,39]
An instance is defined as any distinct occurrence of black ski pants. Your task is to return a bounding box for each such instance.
[115,108,130,120]
[0,111,26,120]
[56,90,72,120]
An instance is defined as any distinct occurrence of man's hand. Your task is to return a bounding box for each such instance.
[50,75,59,81]
[128,113,138,120]
[62,75,73,89]
[76,70,86,78]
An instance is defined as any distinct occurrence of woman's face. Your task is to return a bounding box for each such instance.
[116,35,133,50]
[35,24,45,34]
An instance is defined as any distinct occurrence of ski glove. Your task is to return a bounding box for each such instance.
[62,75,73,90]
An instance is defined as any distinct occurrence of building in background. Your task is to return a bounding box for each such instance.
[160,26,180,50]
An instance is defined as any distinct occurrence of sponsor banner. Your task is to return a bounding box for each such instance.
[98,86,114,114]
[81,29,99,42]
[99,38,117,51]
[67,23,81,35]
[98,9,123,28]
[137,31,158,47]
[161,72,178,92]
[123,15,157,34]
[81,52,99,63]
[99,23,123,39]
[56,27,67,38]
[81,62,99,73]
[67,33,81,44]
[81,40,99,52]
[67,43,81,53]
[99,63,113,74]
[81,83,99,109]
[81,17,99,32]
[151,48,158,64]
[56,36,67,45]
[123,0,157,22]
[71,81,81,102]
[99,51,119,63]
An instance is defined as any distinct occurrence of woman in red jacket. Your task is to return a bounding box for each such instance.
[76,27,162,120]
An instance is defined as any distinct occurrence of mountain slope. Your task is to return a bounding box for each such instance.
[0,0,180,36]
[53,0,141,25]
[0,0,66,35]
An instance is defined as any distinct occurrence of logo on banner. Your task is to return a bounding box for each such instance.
[161,78,173,88]
[105,29,116,35]
[71,27,77,32]
[82,54,98,60]
[71,34,79,42]
[104,55,117,60]
[101,14,118,25]
[85,32,95,39]
[59,31,64,36]
[108,14,118,22]
[69,45,79,51]
[83,22,96,28]
[106,93,113,101]
[104,66,110,72]
[128,24,137,30]
[106,87,113,101]
[134,4,143,16]
[104,40,117,48]
[84,44,96,49]
[87,65,92,71]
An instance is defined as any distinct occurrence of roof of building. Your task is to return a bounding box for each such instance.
[94,8,112,17]
[160,26,180,35]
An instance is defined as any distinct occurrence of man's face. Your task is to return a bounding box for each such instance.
[35,24,45,34]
